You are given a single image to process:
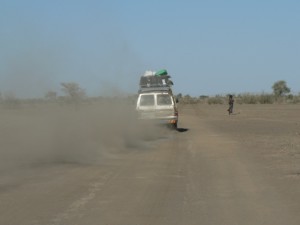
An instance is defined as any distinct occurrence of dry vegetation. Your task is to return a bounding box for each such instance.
[177,93,300,105]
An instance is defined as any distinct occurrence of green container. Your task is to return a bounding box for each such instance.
[155,69,168,76]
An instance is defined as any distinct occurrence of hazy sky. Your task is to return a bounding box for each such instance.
[0,0,299,97]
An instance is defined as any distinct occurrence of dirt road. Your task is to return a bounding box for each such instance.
[0,104,300,225]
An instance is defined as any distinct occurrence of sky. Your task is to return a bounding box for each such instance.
[0,0,299,97]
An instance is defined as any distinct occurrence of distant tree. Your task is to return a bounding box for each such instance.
[3,92,20,108]
[272,80,290,97]
[176,93,183,99]
[199,95,209,100]
[61,82,86,101]
[45,91,57,101]
[175,93,182,103]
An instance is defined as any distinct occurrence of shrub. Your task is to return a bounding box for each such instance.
[180,95,198,104]
[2,92,21,109]
[207,95,224,105]
[237,94,258,104]
[291,95,300,104]
[258,93,274,104]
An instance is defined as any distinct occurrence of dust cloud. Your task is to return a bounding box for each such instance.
[0,20,158,175]
[0,101,168,174]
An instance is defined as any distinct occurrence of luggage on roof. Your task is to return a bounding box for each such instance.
[139,75,173,88]
[138,69,173,93]
[143,70,156,76]
[155,69,168,76]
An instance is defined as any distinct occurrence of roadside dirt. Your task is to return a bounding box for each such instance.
[196,104,300,179]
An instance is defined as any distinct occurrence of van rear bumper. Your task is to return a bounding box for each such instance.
[138,116,178,125]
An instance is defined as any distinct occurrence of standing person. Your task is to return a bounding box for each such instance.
[227,95,234,115]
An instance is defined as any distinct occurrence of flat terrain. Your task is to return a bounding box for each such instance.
[0,103,300,225]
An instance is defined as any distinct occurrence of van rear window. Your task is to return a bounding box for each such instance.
[157,94,172,105]
[140,95,155,106]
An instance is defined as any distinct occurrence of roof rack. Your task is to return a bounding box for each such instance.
[138,86,173,93]
[139,75,173,88]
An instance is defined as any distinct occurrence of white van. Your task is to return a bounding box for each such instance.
[136,91,178,129]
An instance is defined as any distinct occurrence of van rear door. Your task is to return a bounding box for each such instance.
[155,94,175,118]
[137,94,156,119]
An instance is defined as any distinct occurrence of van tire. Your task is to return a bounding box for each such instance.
[172,122,178,130]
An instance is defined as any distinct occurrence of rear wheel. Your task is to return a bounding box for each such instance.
[172,122,178,130]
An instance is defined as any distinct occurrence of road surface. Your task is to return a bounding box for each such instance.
[1,104,300,225]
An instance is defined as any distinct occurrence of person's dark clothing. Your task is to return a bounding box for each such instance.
[228,96,234,115]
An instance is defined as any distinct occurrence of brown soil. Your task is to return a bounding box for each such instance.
[0,103,299,225]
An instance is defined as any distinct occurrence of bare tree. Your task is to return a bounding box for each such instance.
[61,82,86,107]
[61,82,85,99]
[45,91,57,101]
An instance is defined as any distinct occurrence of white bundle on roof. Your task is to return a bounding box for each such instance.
[143,70,156,76]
